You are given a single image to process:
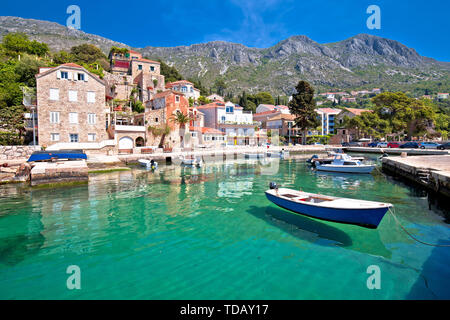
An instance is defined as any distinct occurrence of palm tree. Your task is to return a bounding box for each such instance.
[170,111,192,148]
[170,111,191,129]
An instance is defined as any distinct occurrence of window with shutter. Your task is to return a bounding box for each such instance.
[87,92,96,103]
[50,112,60,124]
[69,112,78,124]
[88,113,96,124]
[49,89,59,101]
[68,90,78,102]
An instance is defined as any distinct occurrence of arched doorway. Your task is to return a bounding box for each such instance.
[135,136,145,147]
[118,136,133,150]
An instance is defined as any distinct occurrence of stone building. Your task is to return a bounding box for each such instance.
[106,49,165,103]
[35,63,108,148]
[145,90,190,148]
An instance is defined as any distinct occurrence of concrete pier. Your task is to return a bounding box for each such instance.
[382,155,450,198]
[30,160,88,186]
[343,146,449,155]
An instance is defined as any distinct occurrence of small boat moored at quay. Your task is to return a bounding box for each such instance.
[244,153,265,159]
[265,183,392,229]
[180,155,203,167]
[315,154,374,173]
[266,150,289,158]
[138,159,158,169]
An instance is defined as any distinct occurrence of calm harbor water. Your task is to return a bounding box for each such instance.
[0,155,449,299]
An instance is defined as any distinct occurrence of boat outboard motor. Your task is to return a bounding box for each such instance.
[150,159,157,170]
[307,154,319,164]
[269,182,278,190]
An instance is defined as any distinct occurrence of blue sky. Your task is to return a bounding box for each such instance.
[2,0,450,61]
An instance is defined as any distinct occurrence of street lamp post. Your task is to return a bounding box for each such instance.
[32,106,36,146]
[288,122,291,146]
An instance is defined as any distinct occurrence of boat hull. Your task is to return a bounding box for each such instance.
[265,192,388,228]
[315,164,374,173]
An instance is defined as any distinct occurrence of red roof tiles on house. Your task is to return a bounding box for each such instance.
[190,126,224,135]
[135,58,160,64]
[344,108,373,116]
[316,108,342,114]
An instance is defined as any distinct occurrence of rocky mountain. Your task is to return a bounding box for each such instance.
[1,16,449,95]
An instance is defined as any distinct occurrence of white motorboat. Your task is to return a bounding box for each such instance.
[138,159,158,169]
[180,155,203,167]
[266,150,289,158]
[315,154,374,174]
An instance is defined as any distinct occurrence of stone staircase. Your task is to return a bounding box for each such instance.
[417,169,431,185]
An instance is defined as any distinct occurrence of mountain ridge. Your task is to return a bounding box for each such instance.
[0,16,449,95]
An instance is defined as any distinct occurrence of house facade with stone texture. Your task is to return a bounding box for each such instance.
[145,90,190,148]
[36,63,108,148]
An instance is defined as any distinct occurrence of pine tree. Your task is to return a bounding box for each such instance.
[288,80,320,144]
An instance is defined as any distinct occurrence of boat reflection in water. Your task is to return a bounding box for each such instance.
[314,170,376,190]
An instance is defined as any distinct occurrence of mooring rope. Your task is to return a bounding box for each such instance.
[388,207,450,247]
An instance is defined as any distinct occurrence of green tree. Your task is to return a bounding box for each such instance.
[148,124,171,148]
[372,92,435,139]
[158,59,183,83]
[288,80,320,144]
[2,33,49,57]
[70,44,109,72]
[214,78,227,97]
[255,92,275,105]
[197,96,210,105]
[0,104,26,145]
[52,50,74,65]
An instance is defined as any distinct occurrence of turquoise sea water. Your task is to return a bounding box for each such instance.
[0,156,449,299]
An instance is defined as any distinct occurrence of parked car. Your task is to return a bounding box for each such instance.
[342,142,361,147]
[419,142,440,149]
[377,142,388,148]
[437,142,450,150]
[387,142,400,148]
[399,142,419,149]
[368,142,378,147]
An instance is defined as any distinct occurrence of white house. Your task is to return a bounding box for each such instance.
[315,108,342,135]
[197,101,257,145]
[166,80,201,101]
[437,93,449,99]
[206,94,224,102]
[256,104,290,114]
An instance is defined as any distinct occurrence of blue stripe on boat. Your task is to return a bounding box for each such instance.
[265,192,389,229]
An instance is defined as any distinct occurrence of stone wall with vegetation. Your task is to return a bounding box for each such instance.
[0,146,40,160]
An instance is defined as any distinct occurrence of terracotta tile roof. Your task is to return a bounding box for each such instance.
[344,108,373,115]
[316,108,342,114]
[166,80,194,86]
[135,58,160,64]
[190,126,224,135]
[253,110,280,117]
[197,102,226,109]
[152,90,185,100]
[61,63,83,68]
[267,114,296,121]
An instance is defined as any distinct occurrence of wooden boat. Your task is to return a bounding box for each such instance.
[265,183,392,229]
[138,159,158,169]
[315,154,374,173]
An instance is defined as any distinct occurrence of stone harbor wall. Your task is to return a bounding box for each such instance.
[0,146,41,161]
